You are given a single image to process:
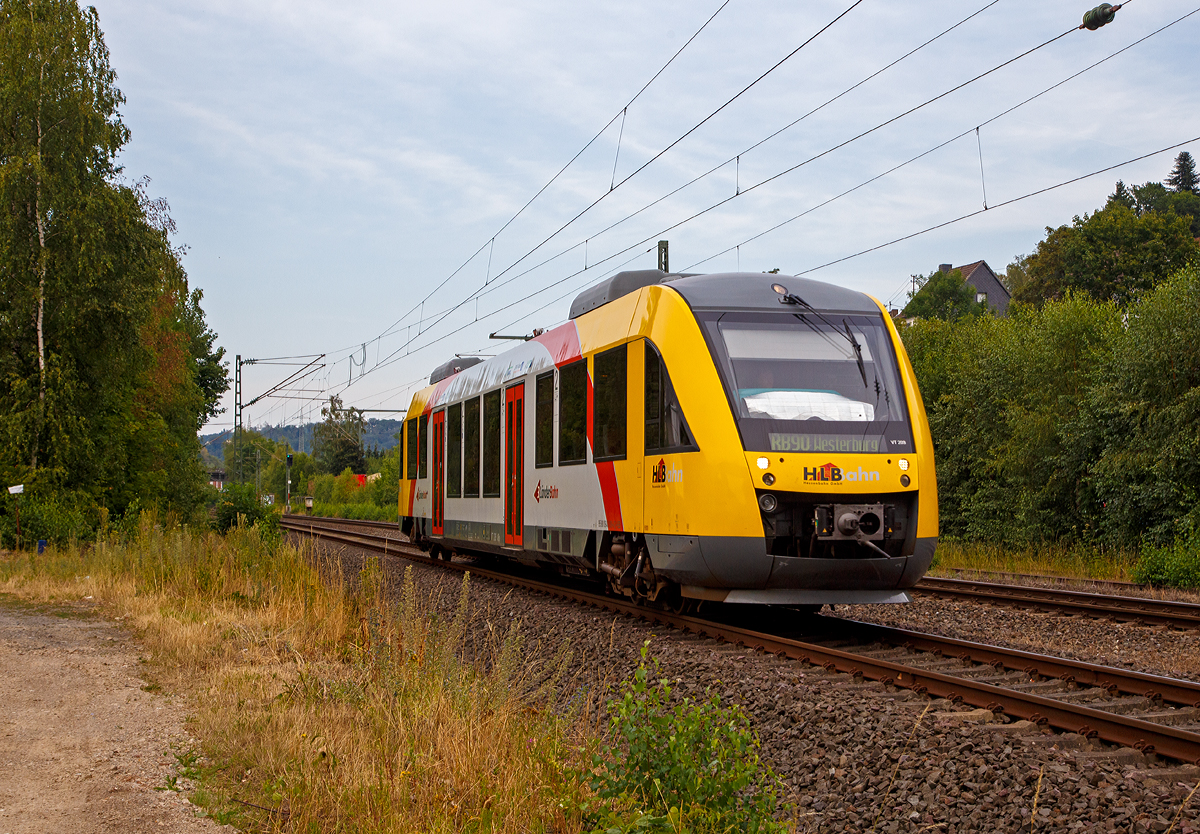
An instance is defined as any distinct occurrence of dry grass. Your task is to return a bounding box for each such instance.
[0,517,586,833]
[930,539,1140,583]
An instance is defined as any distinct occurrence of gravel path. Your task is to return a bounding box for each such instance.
[0,596,229,834]
[303,535,1200,834]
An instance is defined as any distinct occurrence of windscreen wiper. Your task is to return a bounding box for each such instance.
[843,321,868,388]
[774,286,869,387]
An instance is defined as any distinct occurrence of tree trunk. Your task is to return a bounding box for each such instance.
[31,6,47,470]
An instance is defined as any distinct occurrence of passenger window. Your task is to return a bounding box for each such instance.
[593,344,627,461]
[447,402,462,498]
[464,397,480,497]
[405,418,418,479]
[559,360,587,465]
[418,414,428,479]
[645,341,698,453]
[535,371,554,468]
[483,389,501,496]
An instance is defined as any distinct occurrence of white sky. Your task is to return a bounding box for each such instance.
[91,0,1200,433]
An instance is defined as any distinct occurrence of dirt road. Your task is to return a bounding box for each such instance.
[0,597,229,834]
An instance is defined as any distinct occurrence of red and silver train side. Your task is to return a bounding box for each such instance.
[398,269,938,606]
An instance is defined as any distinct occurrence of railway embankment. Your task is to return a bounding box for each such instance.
[297,518,1200,833]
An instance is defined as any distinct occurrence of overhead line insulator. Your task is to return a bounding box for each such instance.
[1080,3,1121,31]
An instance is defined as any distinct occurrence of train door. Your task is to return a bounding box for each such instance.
[431,409,445,536]
[505,383,525,547]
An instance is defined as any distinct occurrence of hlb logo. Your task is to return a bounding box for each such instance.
[651,458,683,486]
[533,481,559,503]
[802,463,881,483]
[803,462,843,482]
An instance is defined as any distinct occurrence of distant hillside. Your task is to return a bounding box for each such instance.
[200,419,403,463]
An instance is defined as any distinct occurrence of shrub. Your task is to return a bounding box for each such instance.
[582,643,786,833]
[1134,528,1200,588]
[0,488,97,548]
[213,483,278,534]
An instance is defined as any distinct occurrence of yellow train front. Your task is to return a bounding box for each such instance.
[399,269,937,607]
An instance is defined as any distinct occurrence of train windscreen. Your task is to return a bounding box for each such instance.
[701,312,914,454]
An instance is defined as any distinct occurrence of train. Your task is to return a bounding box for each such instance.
[398,268,937,608]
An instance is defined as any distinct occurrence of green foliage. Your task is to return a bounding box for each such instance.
[213,483,278,534]
[1133,528,1200,588]
[905,263,1200,550]
[0,0,227,526]
[1166,150,1198,194]
[314,395,366,475]
[1012,202,1199,306]
[1125,181,1200,238]
[903,295,1120,544]
[1074,264,1200,545]
[221,429,278,487]
[0,487,96,548]
[901,268,987,322]
[310,502,395,522]
[581,643,786,834]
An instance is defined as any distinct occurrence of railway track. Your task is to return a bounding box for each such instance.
[281,515,1200,764]
[914,575,1200,630]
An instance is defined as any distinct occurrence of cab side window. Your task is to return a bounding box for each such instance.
[645,341,698,453]
[593,344,627,461]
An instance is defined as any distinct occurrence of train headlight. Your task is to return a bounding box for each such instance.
[762,472,776,486]
[900,474,911,487]
[756,457,770,470]
[758,493,778,513]
[898,459,909,471]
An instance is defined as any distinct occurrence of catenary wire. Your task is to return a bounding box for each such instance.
[362,0,735,351]
[247,3,1156,424]
[679,4,1200,271]
[362,8,1097,379]
[792,135,1199,276]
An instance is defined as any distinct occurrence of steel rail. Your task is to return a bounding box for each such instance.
[916,576,1200,630]
[281,517,1200,763]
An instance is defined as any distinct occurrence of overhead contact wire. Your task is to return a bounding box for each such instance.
[794,136,1200,276]
[366,0,734,347]
[681,4,1200,270]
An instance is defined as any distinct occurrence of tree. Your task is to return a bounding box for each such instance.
[1011,202,1199,306]
[901,268,987,322]
[1166,151,1198,194]
[222,429,278,490]
[0,0,227,522]
[313,396,366,475]
[1107,179,1135,210]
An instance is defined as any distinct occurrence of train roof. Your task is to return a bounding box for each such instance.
[569,270,879,319]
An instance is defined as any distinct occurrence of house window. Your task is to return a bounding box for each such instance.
[976,292,987,304]
[559,360,587,465]
[464,396,480,497]
[535,371,554,468]
[645,341,698,453]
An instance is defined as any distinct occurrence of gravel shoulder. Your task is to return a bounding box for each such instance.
[0,595,229,834]
[842,598,1200,682]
